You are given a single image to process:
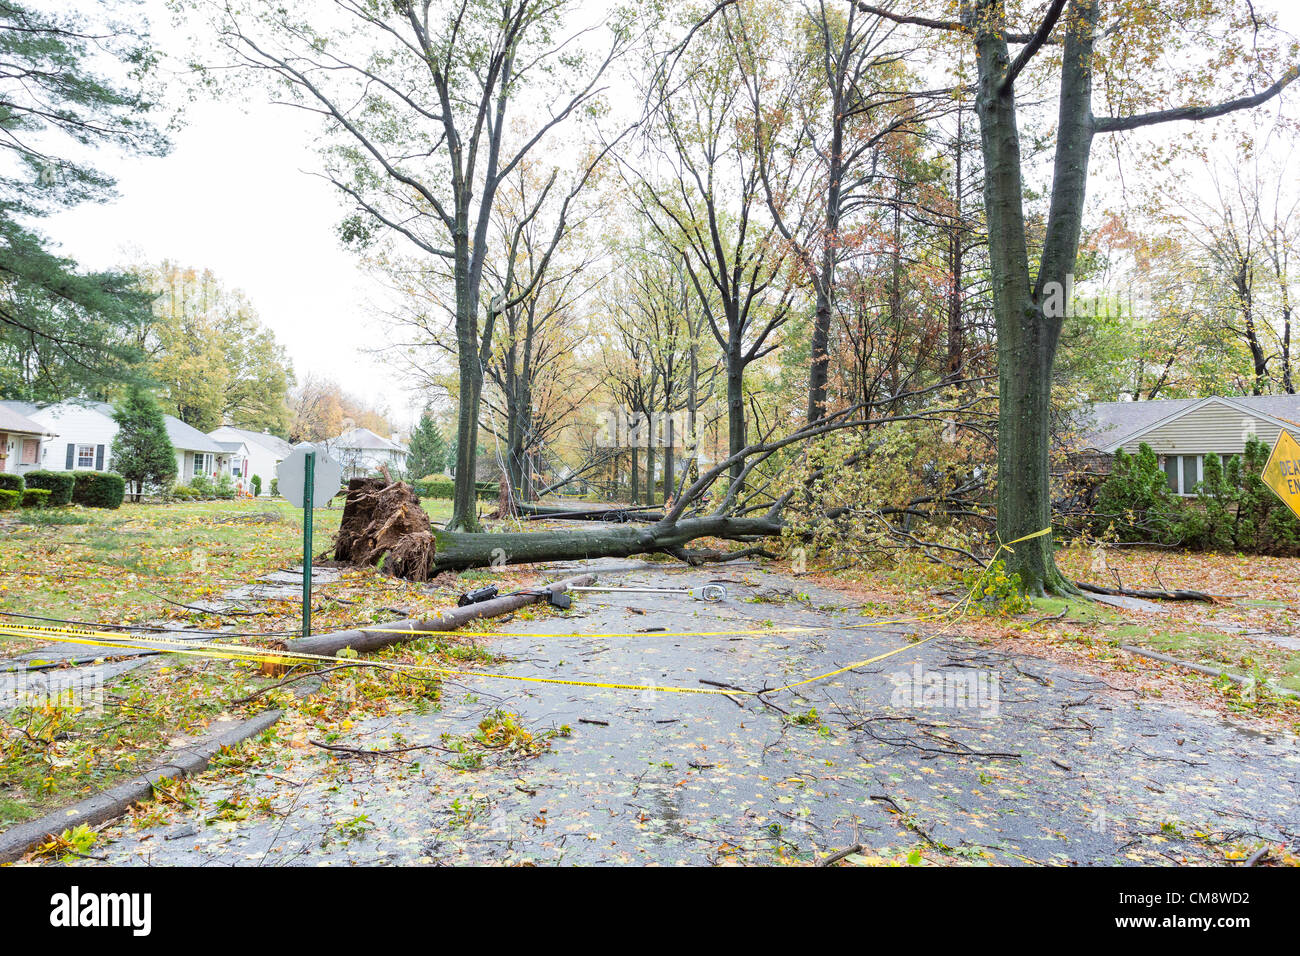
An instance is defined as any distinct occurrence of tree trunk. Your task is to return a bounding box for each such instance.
[1234,267,1268,394]
[285,573,597,657]
[644,425,655,505]
[431,513,783,571]
[994,305,1063,592]
[945,107,967,385]
[808,279,832,423]
[450,220,485,531]
[630,443,640,502]
[1282,304,1294,393]
[663,413,675,504]
[973,0,1094,594]
[726,343,745,483]
[686,328,700,484]
[451,352,482,530]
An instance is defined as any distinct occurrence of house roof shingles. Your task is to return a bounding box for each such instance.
[82,402,223,454]
[156,412,224,454]
[0,402,48,435]
[211,426,293,458]
[1,399,225,453]
[333,427,407,452]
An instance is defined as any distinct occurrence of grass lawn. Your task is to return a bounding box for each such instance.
[0,496,453,628]
[0,494,532,834]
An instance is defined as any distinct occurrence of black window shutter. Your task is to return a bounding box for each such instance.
[65,443,74,469]
[95,445,105,470]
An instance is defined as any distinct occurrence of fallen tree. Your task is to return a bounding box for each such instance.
[514,502,666,523]
[425,395,995,573]
[1075,581,1218,603]
[335,478,437,580]
[433,514,783,570]
[320,384,999,579]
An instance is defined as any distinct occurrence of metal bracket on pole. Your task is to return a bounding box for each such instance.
[302,451,315,639]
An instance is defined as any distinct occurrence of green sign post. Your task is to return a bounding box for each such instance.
[302,451,315,638]
[276,446,341,641]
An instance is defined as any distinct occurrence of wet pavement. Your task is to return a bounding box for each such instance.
[68,559,1300,866]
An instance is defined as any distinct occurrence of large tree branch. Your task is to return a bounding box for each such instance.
[851,2,1047,43]
[1095,66,1299,133]
[1000,0,1067,91]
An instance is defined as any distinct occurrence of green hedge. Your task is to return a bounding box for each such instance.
[410,477,499,501]
[23,470,75,507]
[1094,438,1300,554]
[0,473,23,494]
[214,474,236,500]
[0,489,18,511]
[413,476,454,498]
[71,471,126,509]
[21,488,51,508]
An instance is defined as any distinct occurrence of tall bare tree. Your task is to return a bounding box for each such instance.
[206,0,629,529]
[628,5,794,486]
[733,0,931,422]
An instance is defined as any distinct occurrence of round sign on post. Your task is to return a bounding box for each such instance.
[276,447,343,510]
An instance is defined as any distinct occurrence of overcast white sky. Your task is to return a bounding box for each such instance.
[38,1,1300,432]
[43,3,424,425]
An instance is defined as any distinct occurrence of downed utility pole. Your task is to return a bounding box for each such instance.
[569,584,727,602]
[280,573,597,658]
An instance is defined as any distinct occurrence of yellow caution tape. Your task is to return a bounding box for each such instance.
[0,620,934,697]
[0,528,1052,697]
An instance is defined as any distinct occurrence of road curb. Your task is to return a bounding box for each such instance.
[0,708,283,865]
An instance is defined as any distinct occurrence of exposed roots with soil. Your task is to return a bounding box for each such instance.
[333,478,436,580]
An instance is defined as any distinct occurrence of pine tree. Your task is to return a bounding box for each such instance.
[0,2,168,400]
[111,387,177,501]
[407,410,447,478]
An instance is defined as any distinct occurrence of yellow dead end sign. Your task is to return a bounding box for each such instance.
[1262,429,1300,520]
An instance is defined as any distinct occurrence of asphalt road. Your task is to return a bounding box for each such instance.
[68,558,1300,866]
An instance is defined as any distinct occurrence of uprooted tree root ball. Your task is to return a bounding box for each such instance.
[333,478,436,581]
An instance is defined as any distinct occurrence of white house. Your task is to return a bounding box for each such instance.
[0,400,118,475]
[0,404,51,476]
[1079,395,1300,496]
[312,427,409,479]
[208,425,293,496]
[212,438,253,492]
[0,399,226,485]
[165,413,228,483]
